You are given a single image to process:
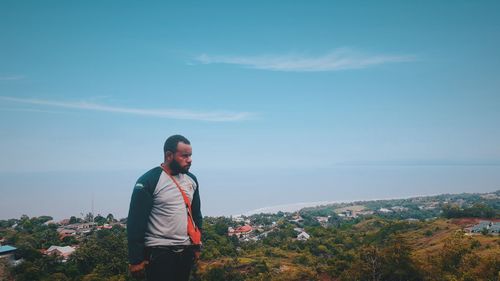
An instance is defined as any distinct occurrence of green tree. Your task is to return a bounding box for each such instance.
[34,227,60,249]
[94,214,107,225]
[42,272,70,281]
[70,228,128,277]
[106,213,115,223]
[69,216,78,224]
[62,235,79,246]
[84,212,94,223]
[11,261,44,281]
[38,216,54,224]
[380,235,421,281]
[439,231,472,273]
[341,245,383,281]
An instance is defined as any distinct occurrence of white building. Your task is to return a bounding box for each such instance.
[297,232,310,241]
[45,246,76,261]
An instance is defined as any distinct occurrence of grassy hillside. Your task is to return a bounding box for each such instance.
[196,217,500,281]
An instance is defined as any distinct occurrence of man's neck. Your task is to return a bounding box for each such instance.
[161,162,178,176]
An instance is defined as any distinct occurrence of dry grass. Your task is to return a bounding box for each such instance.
[334,205,366,213]
[407,218,499,259]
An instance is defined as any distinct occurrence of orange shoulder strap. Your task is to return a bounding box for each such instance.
[160,164,201,245]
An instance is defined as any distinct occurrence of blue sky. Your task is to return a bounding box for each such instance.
[1,1,499,219]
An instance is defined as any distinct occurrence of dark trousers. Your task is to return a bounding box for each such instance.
[146,247,195,281]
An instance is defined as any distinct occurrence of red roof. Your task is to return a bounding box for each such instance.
[234,225,252,233]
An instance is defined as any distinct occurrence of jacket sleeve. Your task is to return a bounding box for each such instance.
[188,172,203,231]
[127,181,153,264]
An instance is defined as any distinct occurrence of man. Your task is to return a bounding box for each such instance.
[127,135,202,281]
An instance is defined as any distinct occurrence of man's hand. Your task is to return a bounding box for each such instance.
[194,250,201,261]
[129,260,149,279]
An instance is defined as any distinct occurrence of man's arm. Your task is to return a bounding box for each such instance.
[127,181,153,265]
[191,185,202,231]
[187,172,202,231]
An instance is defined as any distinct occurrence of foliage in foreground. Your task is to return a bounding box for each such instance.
[2,213,499,281]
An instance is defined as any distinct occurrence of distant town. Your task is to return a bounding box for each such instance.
[225,190,499,243]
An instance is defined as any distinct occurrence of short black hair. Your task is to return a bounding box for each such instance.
[164,135,190,154]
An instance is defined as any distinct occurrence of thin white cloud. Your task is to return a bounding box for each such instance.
[195,48,415,72]
[0,75,24,81]
[0,107,68,114]
[0,96,255,122]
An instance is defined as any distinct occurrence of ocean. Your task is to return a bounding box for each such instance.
[1,165,499,220]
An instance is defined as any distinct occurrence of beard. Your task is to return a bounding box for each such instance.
[169,159,190,174]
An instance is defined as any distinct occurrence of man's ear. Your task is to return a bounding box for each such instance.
[165,151,173,162]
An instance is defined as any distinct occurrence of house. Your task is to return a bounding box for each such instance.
[59,219,71,225]
[0,245,17,264]
[471,221,491,233]
[43,220,57,226]
[96,224,113,230]
[289,213,304,223]
[57,228,77,237]
[293,227,304,233]
[481,193,499,200]
[297,231,310,241]
[357,210,374,216]
[419,201,439,210]
[378,208,393,213]
[228,225,253,238]
[64,222,95,232]
[45,246,76,261]
[77,222,96,229]
[391,206,409,212]
[342,210,353,217]
[69,222,96,234]
[492,223,500,234]
[471,221,500,235]
[315,216,329,223]
[231,216,245,223]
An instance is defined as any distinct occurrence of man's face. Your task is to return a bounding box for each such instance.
[168,142,192,174]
